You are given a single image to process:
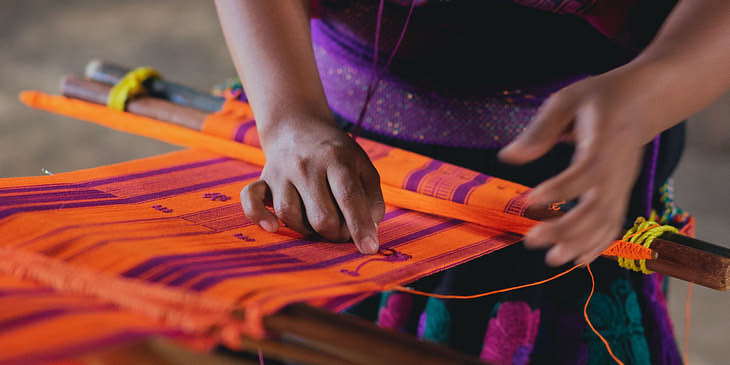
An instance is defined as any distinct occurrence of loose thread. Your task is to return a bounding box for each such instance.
[393,264,582,300]
[394,264,624,365]
[584,264,624,365]
[683,283,693,365]
[352,0,416,139]
[258,346,264,365]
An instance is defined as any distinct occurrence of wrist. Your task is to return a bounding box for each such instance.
[611,59,686,143]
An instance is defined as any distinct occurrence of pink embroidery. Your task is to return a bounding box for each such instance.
[481,301,541,365]
[377,292,413,330]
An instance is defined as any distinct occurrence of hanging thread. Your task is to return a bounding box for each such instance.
[393,264,624,364]
[352,0,417,139]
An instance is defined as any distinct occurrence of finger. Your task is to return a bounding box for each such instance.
[240,180,278,232]
[527,148,601,205]
[524,190,602,248]
[298,174,350,242]
[575,225,620,265]
[498,91,576,165]
[360,164,386,224]
[272,182,313,236]
[328,166,379,254]
[544,202,620,267]
[545,244,574,267]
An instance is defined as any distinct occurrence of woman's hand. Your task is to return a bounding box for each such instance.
[241,116,385,254]
[499,67,652,266]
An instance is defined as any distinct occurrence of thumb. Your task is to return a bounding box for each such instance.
[498,92,576,165]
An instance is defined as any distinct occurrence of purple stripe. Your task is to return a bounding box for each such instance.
[168,257,301,286]
[189,219,462,291]
[0,305,117,333]
[0,157,230,195]
[0,189,115,207]
[122,239,312,278]
[451,173,491,204]
[147,253,295,282]
[0,171,261,220]
[0,329,177,365]
[233,120,257,142]
[258,232,520,313]
[403,160,443,192]
[123,208,411,279]
[0,288,55,297]
[63,231,231,262]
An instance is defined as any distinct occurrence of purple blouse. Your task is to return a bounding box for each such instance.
[311,0,674,148]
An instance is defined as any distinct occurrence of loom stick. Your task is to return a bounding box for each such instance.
[54,76,730,290]
[265,303,487,365]
[85,59,225,113]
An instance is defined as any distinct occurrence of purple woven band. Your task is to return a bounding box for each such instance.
[312,19,581,148]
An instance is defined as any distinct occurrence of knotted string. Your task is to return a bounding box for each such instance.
[618,217,678,274]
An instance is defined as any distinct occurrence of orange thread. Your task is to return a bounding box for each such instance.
[584,264,624,365]
[392,264,582,299]
[683,283,693,365]
[602,240,654,260]
[395,264,624,365]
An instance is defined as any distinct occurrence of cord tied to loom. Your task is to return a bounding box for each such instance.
[618,217,678,274]
[107,66,161,111]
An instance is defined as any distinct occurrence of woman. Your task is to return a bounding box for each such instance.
[215,1,729,363]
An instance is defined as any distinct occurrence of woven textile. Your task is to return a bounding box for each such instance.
[0,93,545,363]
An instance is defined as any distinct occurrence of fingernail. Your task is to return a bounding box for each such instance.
[260,220,277,232]
[359,236,379,254]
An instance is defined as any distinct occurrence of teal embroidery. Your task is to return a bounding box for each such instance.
[584,279,652,365]
[419,297,451,344]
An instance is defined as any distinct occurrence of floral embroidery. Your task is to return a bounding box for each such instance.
[583,279,651,365]
[418,297,450,344]
[377,291,413,331]
[480,301,540,365]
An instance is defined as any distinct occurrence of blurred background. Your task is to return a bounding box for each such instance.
[1,1,727,363]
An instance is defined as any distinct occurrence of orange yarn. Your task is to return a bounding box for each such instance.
[396,264,624,365]
[584,264,624,365]
[683,283,693,364]
[393,264,582,299]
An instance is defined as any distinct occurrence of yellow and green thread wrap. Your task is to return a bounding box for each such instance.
[618,217,678,274]
[107,67,161,111]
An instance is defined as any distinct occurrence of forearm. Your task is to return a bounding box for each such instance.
[624,0,730,142]
[215,0,334,143]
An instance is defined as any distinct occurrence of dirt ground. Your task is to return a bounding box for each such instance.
[1,1,728,363]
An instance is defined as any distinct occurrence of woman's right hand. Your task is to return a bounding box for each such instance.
[241,116,385,254]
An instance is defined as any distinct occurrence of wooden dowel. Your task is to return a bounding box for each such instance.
[59,74,730,291]
[266,303,488,365]
[85,59,225,113]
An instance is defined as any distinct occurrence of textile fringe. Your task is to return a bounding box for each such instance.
[0,247,245,348]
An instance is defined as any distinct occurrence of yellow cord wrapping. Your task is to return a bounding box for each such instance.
[106,67,161,111]
[618,217,678,274]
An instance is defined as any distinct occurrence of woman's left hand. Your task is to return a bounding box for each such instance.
[499,66,655,267]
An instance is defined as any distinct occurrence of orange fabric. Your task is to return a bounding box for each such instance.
[20,91,653,260]
[0,148,523,348]
[0,91,655,363]
[0,273,179,364]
